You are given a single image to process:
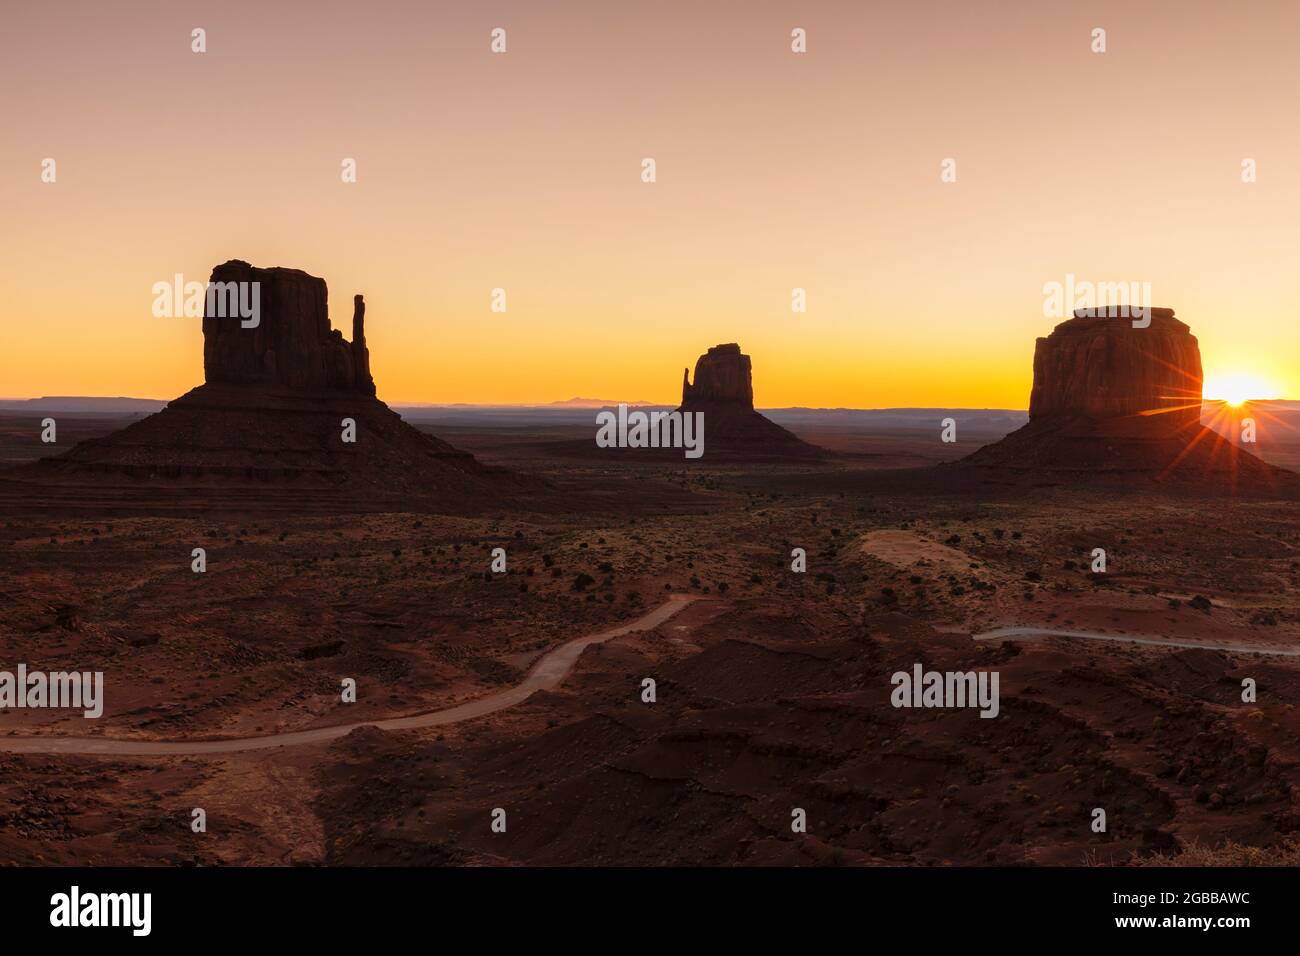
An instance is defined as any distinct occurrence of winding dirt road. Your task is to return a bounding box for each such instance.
[0,595,698,757]
[973,624,1300,657]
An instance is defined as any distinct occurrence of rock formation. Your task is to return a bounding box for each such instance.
[678,344,825,459]
[36,261,526,511]
[202,260,375,395]
[958,308,1294,490]
[1027,308,1201,433]
[681,344,755,407]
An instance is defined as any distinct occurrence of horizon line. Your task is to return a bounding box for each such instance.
[2,395,1296,412]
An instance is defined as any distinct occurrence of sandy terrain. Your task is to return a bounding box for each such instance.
[0,417,1297,866]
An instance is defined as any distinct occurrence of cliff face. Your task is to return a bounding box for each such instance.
[1027,309,1202,434]
[681,343,755,408]
[203,260,375,395]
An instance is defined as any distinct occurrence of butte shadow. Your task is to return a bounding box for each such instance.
[10,261,536,516]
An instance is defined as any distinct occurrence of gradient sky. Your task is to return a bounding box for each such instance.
[4,0,1299,407]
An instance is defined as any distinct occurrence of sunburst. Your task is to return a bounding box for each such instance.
[1203,372,1279,408]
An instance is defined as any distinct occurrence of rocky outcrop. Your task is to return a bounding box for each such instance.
[203,260,375,394]
[681,343,754,407]
[957,308,1296,492]
[678,344,825,459]
[1027,309,1201,433]
[37,261,528,511]
[350,294,374,396]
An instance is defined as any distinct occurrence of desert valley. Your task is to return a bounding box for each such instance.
[0,263,1297,868]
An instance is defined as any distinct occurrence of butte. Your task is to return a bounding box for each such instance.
[678,343,825,460]
[954,308,1297,492]
[25,260,527,514]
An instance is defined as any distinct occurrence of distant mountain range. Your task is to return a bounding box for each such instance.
[2,395,1295,418]
[546,397,659,408]
[0,396,169,413]
[393,397,662,410]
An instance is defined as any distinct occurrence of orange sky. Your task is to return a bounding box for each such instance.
[3,0,1298,407]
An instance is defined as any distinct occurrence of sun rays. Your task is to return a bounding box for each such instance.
[1204,372,1281,407]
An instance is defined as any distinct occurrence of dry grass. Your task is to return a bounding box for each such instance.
[1135,839,1300,867]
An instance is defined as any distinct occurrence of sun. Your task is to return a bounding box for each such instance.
[1202,372,1279,408]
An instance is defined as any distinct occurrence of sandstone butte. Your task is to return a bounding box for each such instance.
[959,308,1295,491]
[30,261,527,511]
[202,260,376,395]
[677,343,825,459]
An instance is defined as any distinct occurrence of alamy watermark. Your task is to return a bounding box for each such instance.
[595,404,704,459]
[891,663,999,718]
[50,886,150,936]
[152,274,261,328]
[0,665,103,718]
[1042,273,1152,327]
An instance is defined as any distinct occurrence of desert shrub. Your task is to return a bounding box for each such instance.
[1133,839,1300,867]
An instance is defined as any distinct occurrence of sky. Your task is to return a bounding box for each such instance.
[3,0,1299,407]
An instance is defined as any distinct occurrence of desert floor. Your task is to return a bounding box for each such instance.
[1,418,1298,865]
